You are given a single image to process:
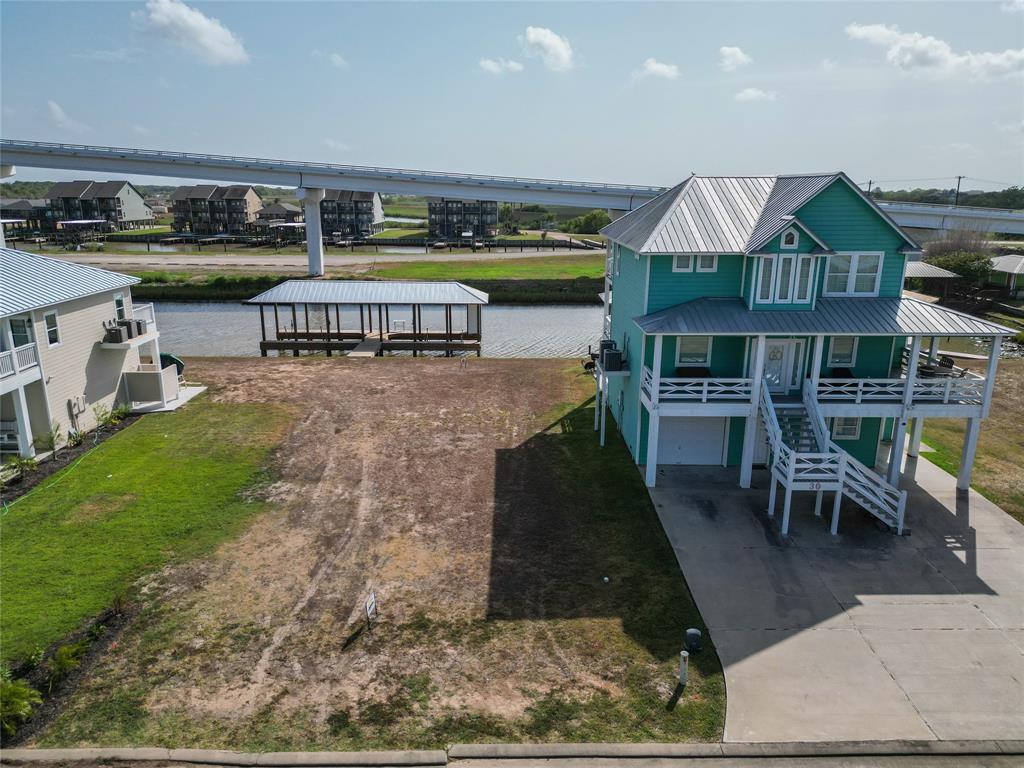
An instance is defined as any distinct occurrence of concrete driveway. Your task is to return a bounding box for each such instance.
[649,456,1024,743]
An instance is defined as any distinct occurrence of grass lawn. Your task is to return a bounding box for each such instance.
[35,360,723,748]
[382,204,428,219]
[0,398,293,666]
[922,358,1024,525]
[370,228,428,240]
[106,226,173,238]
[365,254,605,281]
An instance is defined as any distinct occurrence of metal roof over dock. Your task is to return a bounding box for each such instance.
[0,247,138,316]
[904,261,959,279]
[246,280,489,305]
[634,296,1014,337]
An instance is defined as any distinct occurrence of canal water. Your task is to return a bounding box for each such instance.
[152,302,604,358]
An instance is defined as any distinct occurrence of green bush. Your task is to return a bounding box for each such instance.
[925,251,994,283]
[46,641,88,692]
[0,672,42,738]
[5,455,38,475]
[563,209,611,235]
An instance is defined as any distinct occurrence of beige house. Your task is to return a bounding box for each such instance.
[1,248,183,457]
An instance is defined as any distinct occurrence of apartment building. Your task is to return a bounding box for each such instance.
[320,191,384,237]
[170,184,263,234]
[427,198,498,239]
[46,180,154,230]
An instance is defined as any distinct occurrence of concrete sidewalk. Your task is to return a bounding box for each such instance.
[649,456,1024,743]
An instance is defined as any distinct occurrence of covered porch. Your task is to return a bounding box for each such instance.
[246,280,488,358]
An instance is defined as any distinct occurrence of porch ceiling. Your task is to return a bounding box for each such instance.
[633,296,1015,337]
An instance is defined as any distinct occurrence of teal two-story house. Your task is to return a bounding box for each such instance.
[596,173,1012,536]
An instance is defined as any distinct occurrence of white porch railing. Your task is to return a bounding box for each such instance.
[642,366,753,403]
[817,373,986,406]
[0,342,40,379]
[132,303,157,328]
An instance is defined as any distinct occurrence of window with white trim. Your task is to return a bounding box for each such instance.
[828,336,858,367]
[781,228,799,249]
[831,417,861,440]
[758,254,814,304]
[44,310,61,346]
[673,254,693,272]
[757,257,774,302]
[114,292,126,320]
[612,244,621,276]
[824,252,883,296]
[676,336,712,365]
[696,254,718,272]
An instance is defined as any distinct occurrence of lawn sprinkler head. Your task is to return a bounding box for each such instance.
[685,627,702,653]
[603,576,610,583]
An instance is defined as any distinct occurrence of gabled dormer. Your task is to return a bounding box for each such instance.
[742,217,832,310]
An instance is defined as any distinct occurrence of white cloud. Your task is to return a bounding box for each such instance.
[846,23,1024,78]
[734,87,778,103]
[995,119,1024,133]
[719,46,752,72]
[47,100,90,133]
[520,26,574,72]
[132,125,152,136]
[479,57,523,75]
[820,58,838,72]
[329,52,349,70]
[633,57,680,81]
[1002,0,1024,12]
[136,0,249,66]
[323,138,350,152]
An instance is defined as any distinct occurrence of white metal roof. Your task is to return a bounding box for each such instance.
[993,253,1024,275]
[0,248,138,317]
[633,296,1014,337]
[602,172,919,255]
[904,261,959,279]
[246,279,489,305]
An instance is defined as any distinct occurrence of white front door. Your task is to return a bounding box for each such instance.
[762,339,805,394]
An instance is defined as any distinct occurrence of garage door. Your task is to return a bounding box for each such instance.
[658,417,726,465]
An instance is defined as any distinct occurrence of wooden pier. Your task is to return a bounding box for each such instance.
[246,279,488,358]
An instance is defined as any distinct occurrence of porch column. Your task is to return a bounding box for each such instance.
[740,334,766,488]
[958,418,981,491]
[809,334,824,396]
[599,373,609,447]
[908,417,925,458]
[927,336,939,365]
[645,335,663,487]
[594,371,601,431]
[981,336,1002,419]
[297,187,326,276]
[889,335,922,485]
[12,385,34,458]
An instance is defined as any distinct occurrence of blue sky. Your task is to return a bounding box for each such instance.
[1,1,1022,191]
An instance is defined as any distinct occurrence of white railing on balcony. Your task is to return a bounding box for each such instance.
[0,342,40,379]
[132,303,157,327]
[817,373,986,406]
[642,366,753,403]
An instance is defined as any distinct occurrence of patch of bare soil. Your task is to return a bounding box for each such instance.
[39,357,723,747]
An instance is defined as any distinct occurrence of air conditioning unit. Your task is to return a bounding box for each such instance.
[602,349,623,371]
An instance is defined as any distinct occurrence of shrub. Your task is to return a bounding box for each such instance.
[0,674,42,738]
[111,405,132,422]
[46,641,88,692]
[926,251,994,283]
[67,429,83,448]
[5,455,38,475]
[924,228,993,261]
[34,422,64,456]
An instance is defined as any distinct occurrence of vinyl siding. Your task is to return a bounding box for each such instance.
[819,335,900,378]
[32,289,141,436]
[649,334,747,377]
[606,245,648,461]
[796,179,908,298]
[831,416,882,467]
[646,253,744,313]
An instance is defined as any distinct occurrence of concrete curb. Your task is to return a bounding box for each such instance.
[0,749,447,767]
[1,742,1021,765]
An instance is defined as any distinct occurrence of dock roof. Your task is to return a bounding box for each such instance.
[0,248,138,317]
[246,280,489,306]
[633,296,1014,337]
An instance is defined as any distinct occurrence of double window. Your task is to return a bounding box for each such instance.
[756,254,814,304]
[673,254,718,272]
[825,252,883,296]
[676,336,712,366]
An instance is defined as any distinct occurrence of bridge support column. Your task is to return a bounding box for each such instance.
[297,187,326,276]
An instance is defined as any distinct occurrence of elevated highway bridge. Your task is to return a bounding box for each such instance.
[3,139,1022,274]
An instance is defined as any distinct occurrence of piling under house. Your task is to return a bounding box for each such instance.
[246,280,488,357]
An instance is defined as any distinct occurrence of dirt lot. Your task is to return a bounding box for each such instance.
[37,358,722,748]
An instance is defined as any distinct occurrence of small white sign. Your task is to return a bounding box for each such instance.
[365,590,377,622]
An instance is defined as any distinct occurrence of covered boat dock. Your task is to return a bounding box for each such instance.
[246,279,488,357]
